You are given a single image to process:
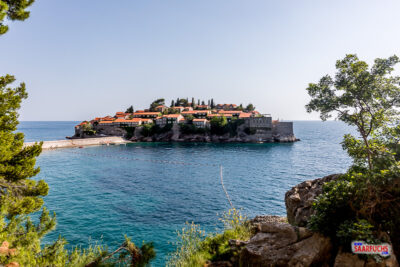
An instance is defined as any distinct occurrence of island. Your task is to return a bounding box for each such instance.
[72,99,298,143]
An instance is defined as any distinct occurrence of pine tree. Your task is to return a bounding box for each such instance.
[0,0,35,35]
[210,98,215,109]
[0,3,156,266]
[171,100,175,107]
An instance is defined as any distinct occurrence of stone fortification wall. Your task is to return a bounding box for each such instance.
[273,121,294,136]
[245,117,272,129]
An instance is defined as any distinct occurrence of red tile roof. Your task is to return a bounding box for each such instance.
[193,118,208,122]
[208,114,233,117]
[181,111,197,115]
[219,110,242,114]
[239,113,252,118]
[133,112,160,115]
[163,114,183,118]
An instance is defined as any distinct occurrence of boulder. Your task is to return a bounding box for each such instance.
[334,248,399,267]
[239,221,332,266]
[285,174,341,226]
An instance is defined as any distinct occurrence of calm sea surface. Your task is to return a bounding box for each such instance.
[18,121,355,266]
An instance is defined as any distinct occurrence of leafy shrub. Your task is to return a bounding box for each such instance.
[309,170,400,249]
[210,117,244,136]
[167,209,252,266]
[141,123,172,137]
[210,116,228,135]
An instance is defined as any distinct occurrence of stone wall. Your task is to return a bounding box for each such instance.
[245,117,272,129]
[273,121,294,136]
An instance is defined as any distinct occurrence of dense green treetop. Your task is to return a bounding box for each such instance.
[306,54,400,257]
[149,98,165,111]
[245,103,255,112]
[125,105,134,113]
[306,54,400,171]
[0,0,34,35]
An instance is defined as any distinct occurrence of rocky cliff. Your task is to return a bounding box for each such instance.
[210,175,399,267]
[98,124,298,143]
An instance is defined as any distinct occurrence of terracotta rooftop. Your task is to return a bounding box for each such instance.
[219,110,242,114]
[163,114,182,118]
[133,112,160,115]
[239,113,252,118]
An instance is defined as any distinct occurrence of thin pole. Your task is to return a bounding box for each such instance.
[220,165,234,209]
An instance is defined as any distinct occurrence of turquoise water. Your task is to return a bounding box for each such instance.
[19,121,355,266]
[19,121,78,141]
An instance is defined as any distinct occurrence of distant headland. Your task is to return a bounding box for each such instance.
[72,98,298,143]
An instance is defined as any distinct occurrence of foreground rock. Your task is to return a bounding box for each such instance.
[225,175,399,266]
[238,220,332,266]
[285,174,341,226]
[334,248,398,267]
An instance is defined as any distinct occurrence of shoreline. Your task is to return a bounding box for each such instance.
[23,136,300,150]
[23,136,129,150]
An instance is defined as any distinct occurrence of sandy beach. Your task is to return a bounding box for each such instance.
[24,136,129,150]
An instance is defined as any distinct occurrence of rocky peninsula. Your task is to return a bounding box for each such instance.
[72,99,298,143]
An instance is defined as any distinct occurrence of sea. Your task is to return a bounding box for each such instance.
[18,121,355,266]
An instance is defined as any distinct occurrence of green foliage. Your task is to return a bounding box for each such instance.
[149,98,165,111]
[82,123,96,136]
[167,209,252,267]
[141,123,172,137]
[164,108,179,115]
[209,117,243,136]
[176,98,188,107]
[309,170,400,249]
[245,103,255,112]
[336,219,375,246]
[210,99,215,109]
[210,116,228,135]
[306,54,400,257]
[125,105,134,113]
[306,54,400,171]
[179,123,207,135]
[0,75,156,266]
[0,0,34,35]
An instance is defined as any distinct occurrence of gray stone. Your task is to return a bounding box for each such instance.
[239,221,332,267]
[285,174,341,226]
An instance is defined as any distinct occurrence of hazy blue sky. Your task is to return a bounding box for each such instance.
[1,0,400,121]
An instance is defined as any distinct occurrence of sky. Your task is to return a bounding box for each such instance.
[1,0,400,121]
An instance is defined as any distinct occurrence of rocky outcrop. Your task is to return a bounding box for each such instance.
[81,124,298,143]
[238,220,332,266]
[285,174,341,226]
[334,248,399,267]
[224,176,399,267]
